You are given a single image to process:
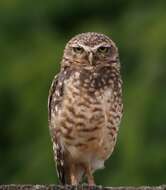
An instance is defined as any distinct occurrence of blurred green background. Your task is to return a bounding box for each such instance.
[0,0,166,186]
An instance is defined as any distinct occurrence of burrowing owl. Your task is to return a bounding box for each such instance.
[48,32,123,185]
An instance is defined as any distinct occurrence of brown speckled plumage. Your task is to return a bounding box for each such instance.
[48,32,123,185]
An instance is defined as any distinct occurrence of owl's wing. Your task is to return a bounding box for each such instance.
[48,67,72,184]
[48,74,57,121]
[48,73,62,123]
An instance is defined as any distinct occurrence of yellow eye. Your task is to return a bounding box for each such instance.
[73,46,84,53]
[98,46,110,53]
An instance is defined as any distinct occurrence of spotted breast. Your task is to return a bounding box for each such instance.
[53,65,122,172]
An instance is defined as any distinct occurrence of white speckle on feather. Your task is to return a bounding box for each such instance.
[75,72,80,78]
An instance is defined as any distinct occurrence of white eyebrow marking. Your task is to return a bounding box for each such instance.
[77,43,112,52]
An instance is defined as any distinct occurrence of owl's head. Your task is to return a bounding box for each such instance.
[62,32,119,69]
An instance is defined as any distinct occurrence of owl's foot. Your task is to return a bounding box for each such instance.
[84,165,95,186]
[88,177,95,186]
[70,164,79,185]
[71,174,78,185]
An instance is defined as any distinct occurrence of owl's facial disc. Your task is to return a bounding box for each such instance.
[65,40,117,67]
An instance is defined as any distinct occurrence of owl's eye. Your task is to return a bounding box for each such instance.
[98,46,110,53]
[73,46,84,53]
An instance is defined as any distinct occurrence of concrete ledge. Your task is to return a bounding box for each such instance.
[0,185,166,190]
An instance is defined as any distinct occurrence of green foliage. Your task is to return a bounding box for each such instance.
[0,0,166,186]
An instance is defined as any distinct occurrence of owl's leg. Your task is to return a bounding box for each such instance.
[70,164,78,185]
[84,165,95,186]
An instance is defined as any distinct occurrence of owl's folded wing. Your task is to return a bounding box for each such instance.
[48,67,72,184]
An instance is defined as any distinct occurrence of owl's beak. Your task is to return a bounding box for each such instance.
[88,52,93,65]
